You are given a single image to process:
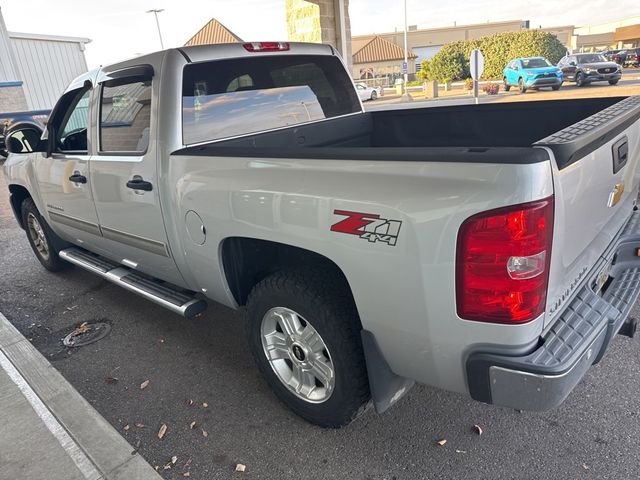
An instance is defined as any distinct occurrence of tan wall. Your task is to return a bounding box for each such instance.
[286,0,352,70]
[355,20,527,50]
[0,85,27,114]
[540,26,574,48]
[352,59,415,80]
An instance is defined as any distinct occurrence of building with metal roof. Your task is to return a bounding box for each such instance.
[184,18,243,46]
[351,36,416,80]
[0,6,90,114]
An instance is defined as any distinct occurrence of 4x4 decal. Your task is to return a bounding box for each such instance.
[330,210,402,246]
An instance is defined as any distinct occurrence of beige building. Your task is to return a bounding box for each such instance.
[352,19,532,79]
[574,16,640,51]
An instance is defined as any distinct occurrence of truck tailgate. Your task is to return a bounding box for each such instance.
[537,96,640,327]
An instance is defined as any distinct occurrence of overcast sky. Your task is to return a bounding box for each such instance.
[0,0,637,68]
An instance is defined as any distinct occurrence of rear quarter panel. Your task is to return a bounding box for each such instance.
[166,155,554,393]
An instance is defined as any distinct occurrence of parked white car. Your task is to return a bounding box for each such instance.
[355,82,381,101]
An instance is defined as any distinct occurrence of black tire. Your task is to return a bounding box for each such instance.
[575,72,585,87]
[552,84,561,91]
[21,198,70,272]
[503,78,511,92]
[370,90,377,100]
[609,79,619,85]
[518,78,526,93]
[246,268,370,428]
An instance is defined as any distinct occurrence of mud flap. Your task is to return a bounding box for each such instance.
[361,330,414,414]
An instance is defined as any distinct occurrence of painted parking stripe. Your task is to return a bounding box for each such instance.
[0,349,101,480]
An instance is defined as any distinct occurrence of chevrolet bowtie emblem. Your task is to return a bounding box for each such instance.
[608,182,624,207]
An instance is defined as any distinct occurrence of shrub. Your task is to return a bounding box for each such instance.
[421,49,466,83]
[482,83,500,95]
[424,30,566,82]
[464,78,474,90]
[417,59,431,81]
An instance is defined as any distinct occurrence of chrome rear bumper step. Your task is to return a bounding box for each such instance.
[59,248,207,318]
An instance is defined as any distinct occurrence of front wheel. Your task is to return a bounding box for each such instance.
[370,90,377,101]
[552,84,561,91]
[21,198,69,272]
[575,72,585,87]
[246,269,370,428]
[518,78,526,93]
[609,79,619,85]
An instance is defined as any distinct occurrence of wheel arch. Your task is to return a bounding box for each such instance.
[220,237,355,308]
[8,184,32,229]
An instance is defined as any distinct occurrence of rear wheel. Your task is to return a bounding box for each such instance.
[609,79,619,85]
[518,78,526,93]
[246,269,370,428]
[21,198,69,272]
[503,78,511,92]
[575,72,585,87]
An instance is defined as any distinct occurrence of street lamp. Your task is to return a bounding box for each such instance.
[402,0,412,100]
[403,0,408,87]
[146,9,165,50]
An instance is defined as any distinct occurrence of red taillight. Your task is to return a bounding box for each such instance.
[456,197,554,324]
[243,42,290,52]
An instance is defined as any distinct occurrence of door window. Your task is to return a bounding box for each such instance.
[99,76,152,154]
[56,89,91,153]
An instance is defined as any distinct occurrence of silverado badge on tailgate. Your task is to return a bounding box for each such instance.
[331,210,402,246]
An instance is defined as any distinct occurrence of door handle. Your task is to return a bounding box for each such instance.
[68,173,87,184]
[126,177,153,191]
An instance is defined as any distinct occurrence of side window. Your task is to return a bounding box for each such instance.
[56,88,90,153]
[99,76,152,153]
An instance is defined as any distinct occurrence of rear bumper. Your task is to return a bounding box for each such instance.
[467,210,640,411]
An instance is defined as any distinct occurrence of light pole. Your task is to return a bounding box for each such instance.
[403,0,408,88]
[402,0,412,100]
[146,9,165,50]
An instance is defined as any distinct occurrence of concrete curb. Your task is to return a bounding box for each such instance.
[0,312,162,480]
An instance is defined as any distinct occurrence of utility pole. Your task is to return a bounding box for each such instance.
[146,9,165,50]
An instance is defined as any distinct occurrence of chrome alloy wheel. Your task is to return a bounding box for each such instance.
[261,307,335,403]
[27,213,50,260]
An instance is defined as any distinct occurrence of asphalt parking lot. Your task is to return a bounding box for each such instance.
[372,70,640,106]
[2,95,640,479]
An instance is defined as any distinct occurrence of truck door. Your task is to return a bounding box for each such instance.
[35,77,101,244]
[89,66,184,286]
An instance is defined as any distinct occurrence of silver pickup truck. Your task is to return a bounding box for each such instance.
[4,42,640,427]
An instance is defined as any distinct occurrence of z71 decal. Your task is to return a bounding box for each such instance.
[331,210,402,246]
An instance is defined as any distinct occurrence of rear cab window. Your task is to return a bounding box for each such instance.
[182,54,361,145]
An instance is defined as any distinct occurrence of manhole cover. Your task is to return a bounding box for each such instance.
[63,322,111,347]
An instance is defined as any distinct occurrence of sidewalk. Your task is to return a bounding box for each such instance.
[0,312,162,480]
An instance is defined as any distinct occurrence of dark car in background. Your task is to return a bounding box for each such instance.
[624,48,639,67]
[558,53,622,87]
[0,110,49,158]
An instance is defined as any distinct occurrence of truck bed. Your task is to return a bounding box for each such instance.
[176,97,633,169]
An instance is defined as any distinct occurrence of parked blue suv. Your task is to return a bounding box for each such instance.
[503,57,563,93]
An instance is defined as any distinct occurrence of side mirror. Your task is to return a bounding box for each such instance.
[569,61,577,66]
[5,126,45,154]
